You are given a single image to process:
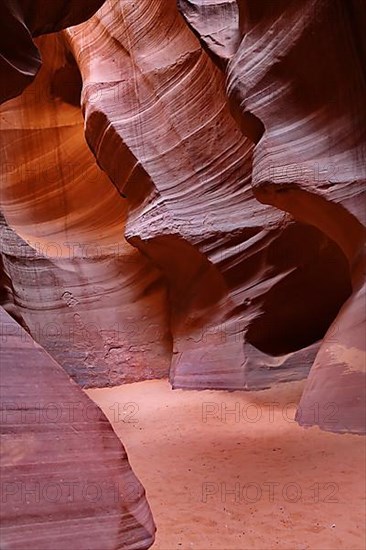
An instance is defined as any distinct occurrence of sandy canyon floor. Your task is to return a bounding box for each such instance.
[87,380,365,550]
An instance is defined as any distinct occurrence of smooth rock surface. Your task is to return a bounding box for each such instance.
[229,0,366,433]
[0,0,364,434]
[0,307,155,549]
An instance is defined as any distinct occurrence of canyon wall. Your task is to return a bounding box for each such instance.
[65,0,354,395]
[0,0,106,103]
[1,0,365,438]
[0,3,156,548]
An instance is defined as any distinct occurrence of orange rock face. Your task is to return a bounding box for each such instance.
[0,34,171,387]
[0,0,105,103]
[1,0,365,439]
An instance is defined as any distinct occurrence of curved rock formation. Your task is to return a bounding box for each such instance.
[65,0,352,393]
[0,33,171,387]
[230,0,365,434]
[179,0,365,432]
[0,307,155,549]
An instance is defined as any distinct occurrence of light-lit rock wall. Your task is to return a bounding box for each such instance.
[0,34,171,387]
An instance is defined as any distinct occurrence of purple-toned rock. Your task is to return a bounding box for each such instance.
[0,307,155,549]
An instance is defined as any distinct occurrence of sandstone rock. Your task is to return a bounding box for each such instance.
[177,0,240,67]
[66,0,352,392]
[0,35,171,387]
[0,0,106,103]
[0,307,155,549]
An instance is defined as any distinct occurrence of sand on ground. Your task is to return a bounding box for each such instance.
[87,379,366,550]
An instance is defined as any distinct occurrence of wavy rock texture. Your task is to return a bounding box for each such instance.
[179,0,365,432]
[0,4,155,547]
[0,0,106,103]
[64,0,352,393]
[0,0,364,434]
[0,306,155,550]
[231,0,366,434]
[0,34,171,387]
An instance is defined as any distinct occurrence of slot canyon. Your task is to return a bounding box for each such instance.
[0,1,365,549]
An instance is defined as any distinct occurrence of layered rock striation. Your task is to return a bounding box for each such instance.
[65,0,352,392]
[0,35,171,387]
[179,0,366,432]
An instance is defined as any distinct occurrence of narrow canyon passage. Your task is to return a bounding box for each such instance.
[1,0,365,548]
[87,380,365,550]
